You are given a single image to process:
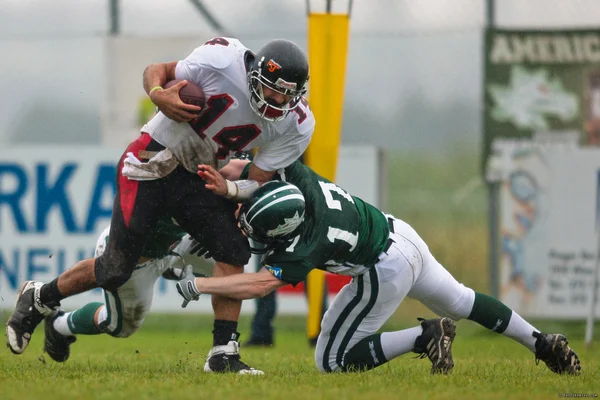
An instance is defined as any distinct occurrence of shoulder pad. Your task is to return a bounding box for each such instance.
[194,37,248,70]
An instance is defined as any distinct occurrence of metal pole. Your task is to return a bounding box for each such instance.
[109,0,119,36]
[487,183,500,298]
[585,171,600,349]
[585,236,600,348]
[485,0,499,298]
[326,0,332,14]
[188,0,231,36]
[486,0,495,26]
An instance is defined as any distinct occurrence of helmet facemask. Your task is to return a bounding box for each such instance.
[248,56,307,122]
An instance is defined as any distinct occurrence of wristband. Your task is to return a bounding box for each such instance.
[149,86,163,97]
[225,180,239,199]
[224,179,260,201]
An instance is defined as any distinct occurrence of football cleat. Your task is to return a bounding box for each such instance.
[204,340,264,375]
[6,281,57,355]
[533,331,581,375]
[412,317,457,374]
[44,310,77,362]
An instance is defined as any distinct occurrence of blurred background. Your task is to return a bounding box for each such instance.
[2,0,600,326]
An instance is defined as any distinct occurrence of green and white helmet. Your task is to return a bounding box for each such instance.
[239,181,305,249]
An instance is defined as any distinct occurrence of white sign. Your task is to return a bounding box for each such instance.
[498,143,600,318]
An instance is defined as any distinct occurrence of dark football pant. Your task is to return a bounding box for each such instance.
[95,133,250,291]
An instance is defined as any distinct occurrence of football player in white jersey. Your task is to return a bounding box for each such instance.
[6,37,314,375]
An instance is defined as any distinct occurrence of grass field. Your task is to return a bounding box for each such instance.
[1,313,599,400]
[2,151,598,399]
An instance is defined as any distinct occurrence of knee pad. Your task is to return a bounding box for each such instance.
[95,252,134,291]
[440,285,476,321]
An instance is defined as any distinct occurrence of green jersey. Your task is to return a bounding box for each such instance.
[244,160,390,285]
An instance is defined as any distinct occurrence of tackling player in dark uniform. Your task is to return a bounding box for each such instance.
[177,160,581,375]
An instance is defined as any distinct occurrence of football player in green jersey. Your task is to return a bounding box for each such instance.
[177,160,581,375]
[38,160,264,376]
[41,217,210,362]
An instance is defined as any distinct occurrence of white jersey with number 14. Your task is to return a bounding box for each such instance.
[142,37,315,174]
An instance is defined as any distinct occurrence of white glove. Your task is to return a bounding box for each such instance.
[175,265,202,308]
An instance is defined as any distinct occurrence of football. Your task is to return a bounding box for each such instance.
[164,79,205,109]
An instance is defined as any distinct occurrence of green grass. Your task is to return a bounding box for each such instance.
[1,314,599,400]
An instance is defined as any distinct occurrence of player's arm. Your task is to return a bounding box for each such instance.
[218,159,252,181]
[197,163,270,201]
[180,267,288,302]
[247,163,276,182]
[142,61,202,122]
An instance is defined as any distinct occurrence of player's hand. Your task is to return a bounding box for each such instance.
[189,238,212,259]
[175,265,202,308]
[198,164,227,196]
[151,80,202,122]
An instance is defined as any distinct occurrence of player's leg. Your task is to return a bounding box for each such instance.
[304,271,329,347]
[247,291,276,347]
[398,218,581,375]
[43,303,104,362]
[166,167,259,375]
[44,257,166,362]
[97,258,163,338]
[247,241,276,347]
[6,133,164,355]
[314,234,455,374]
[41,226,112,362]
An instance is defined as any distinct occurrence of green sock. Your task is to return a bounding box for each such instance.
[467,292,512,333]
[54,302,104,336]
[341,334,388,372]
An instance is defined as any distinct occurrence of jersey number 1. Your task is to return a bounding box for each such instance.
[318,182,358,251]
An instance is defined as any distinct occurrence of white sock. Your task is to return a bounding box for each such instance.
[53,312,75,337]
[380,326,423,360]
[502,310,539,353]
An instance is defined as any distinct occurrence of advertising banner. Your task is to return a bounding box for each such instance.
[496,141,600,318]
[484,28,600,167]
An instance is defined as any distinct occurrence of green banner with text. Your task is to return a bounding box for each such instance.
[483,28,600,169]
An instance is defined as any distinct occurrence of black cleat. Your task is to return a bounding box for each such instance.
[6,281,57,355]
[204,340,264,375]
[44,310,76,363]
[533,331,581,375]
[412,317,456,374]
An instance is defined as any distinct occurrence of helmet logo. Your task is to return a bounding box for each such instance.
[275,78,297,91]
[266,211,304,237]
[266,59,282,73]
